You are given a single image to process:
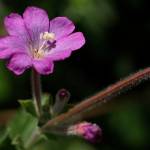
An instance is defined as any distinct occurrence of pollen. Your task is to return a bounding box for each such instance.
[40,32,55,41]
[33,49,45,59]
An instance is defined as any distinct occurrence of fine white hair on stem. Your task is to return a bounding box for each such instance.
[42,67,150,130]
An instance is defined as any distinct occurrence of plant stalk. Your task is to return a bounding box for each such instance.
[42,67,150,130]
[31,69,42,118]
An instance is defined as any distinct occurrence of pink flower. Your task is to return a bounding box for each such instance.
[67,122,102,143]
[0,6,85,75]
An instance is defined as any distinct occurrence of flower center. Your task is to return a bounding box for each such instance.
[33,49,45,59]
[33,32,56,59]
[40,32,55,42]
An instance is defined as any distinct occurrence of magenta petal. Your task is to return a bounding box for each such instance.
[7,54,32,75]
[50,17,75,40]
[33,58,54,75]
[0,36,27,58]
[4,13,29,40]
[23,6,49,44]
[56,32,85,50]
[0,36,20,50]
[48,32,85,61]
[48,50,72,61]
[0,49,14,59]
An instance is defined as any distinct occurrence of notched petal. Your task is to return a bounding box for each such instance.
[48,32,85,61]
[0,49,14,59]
[56,32,85,51]
[50,17,75,40]
[4,13,29,39]
[0,36,28,56]
[7,53,32,75]
[23,6,49,39]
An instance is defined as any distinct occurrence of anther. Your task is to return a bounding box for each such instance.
[40,32,55,42]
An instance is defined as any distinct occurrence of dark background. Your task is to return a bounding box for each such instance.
[0,0,150,149]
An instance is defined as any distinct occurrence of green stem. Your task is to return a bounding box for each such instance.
[31,69,42,118]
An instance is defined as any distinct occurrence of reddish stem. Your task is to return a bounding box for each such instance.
[42,67,150,130]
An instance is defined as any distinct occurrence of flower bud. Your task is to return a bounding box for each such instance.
[52,89,71,115]
[67,122,102,143]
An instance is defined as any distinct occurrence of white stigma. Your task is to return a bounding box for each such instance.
[40,32,55,41]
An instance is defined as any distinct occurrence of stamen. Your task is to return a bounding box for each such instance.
[33,49,45,59]
[33,32,56,59]
[40,32,55,41]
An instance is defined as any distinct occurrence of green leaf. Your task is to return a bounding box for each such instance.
[41,94,53,111]
[19,99,36,117]
[0,127,15,150]
[38,94,53,125]
[7,110,40,149]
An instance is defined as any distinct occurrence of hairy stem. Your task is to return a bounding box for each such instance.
[31,69,42,118]
[42,67,150,129]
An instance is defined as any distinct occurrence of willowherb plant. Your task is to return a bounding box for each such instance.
[0,6,150,150]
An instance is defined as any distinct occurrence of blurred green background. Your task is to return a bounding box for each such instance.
[0,0,150,149]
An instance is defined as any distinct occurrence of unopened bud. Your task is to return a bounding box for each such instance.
[52,89,71,115]
[67,122,102,143]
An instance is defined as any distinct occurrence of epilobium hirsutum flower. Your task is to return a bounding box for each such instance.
[0,6,85,75]
[67,122,102,143]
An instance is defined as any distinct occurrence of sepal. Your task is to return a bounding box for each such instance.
[19,99,37,117]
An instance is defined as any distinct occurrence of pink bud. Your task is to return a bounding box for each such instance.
[67,122,102,143]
